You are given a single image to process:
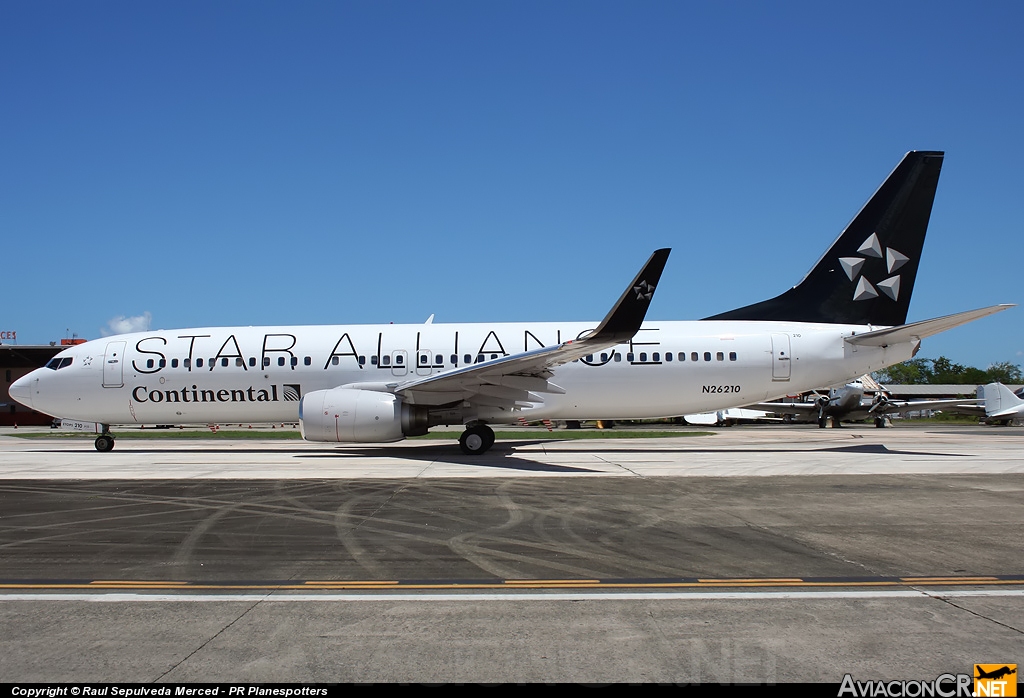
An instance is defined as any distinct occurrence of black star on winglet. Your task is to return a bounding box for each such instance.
[583,248,670,345]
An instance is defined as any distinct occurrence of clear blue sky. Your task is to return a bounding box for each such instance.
[3,1,1021,369]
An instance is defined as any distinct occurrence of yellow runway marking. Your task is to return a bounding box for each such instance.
[2,575,1024,593]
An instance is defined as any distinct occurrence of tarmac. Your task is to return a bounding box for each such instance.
[1,423,1022,683]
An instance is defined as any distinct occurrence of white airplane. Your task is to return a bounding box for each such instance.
[683,408,779,427]
[980,382,1024,424]
[9,151,1013,454]
[753,378,981,428]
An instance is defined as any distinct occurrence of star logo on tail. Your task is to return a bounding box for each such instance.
[838,233,910,302]
[633,280,655,301]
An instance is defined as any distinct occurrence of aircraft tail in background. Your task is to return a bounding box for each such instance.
[982,382,1024,420]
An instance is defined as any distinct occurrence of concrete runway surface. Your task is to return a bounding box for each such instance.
[1,424,1022,683]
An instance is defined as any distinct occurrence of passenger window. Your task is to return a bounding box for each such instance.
[219,358,227,367]
[358,356,365,365]
[665,352,672,362]
[464,354,472,364]
[147,359,154,369]
[730,352,737,361]
[476,355,484,363]
[691,352,698,362]
[586,355,593,362]
[435,354,443,365]
[704,352,711,362]
[639,352,647,362]
[235,358,243,367]
[678,352,685,361]
[614,353,621,362]
[600,353,608,362]
[159,359,167,368]
[332,356,340,366]
[184,359,191,369]
[491,354,498,360]
[382,356,391,366]
[171,359,179,368]
[627,353,634,362]
[395,355,403,365]
[717,352,724,361]
[290,357,298,367]
[196,358,204,368]
[277,357,285,367]
[263,357,270,367]
[450,354,458,365]
[304,357,311,366]
[653,352,660,362]
[371,356,378,365]
[249,357,256,367]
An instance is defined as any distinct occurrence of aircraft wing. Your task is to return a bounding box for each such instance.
[751,401,820,415]
[387,249,671,407]
[871,397,981,416]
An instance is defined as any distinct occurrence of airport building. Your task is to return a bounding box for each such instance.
[0,340,82,426]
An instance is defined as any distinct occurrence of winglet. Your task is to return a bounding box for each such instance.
[582,248,671,344]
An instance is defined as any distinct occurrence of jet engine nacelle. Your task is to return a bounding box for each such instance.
[299,388,428,443]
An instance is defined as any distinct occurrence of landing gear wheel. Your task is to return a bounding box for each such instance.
[817,415,827,429]
[95,434,115,452]
[874,417,886,428]
[459,424,495,455]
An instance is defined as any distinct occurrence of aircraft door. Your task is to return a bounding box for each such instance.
[416,350,432,376]
[102,341,127,388]
[391,350,408,377]
[771,333,791,381]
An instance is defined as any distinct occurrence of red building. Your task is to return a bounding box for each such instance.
[0,342,77,426]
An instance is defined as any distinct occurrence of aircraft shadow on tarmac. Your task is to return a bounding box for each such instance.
[298,441,601,473]
[298,441,968,471]
[32,440,966,474]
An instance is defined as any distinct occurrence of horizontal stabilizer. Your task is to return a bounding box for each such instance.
[845,305,1014,347]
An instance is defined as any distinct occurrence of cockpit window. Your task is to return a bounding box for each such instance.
[46,357,74,370]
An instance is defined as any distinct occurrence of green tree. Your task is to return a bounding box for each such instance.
[874,358,932,384]
[874,357,1023,385]
[985,361,1024,384]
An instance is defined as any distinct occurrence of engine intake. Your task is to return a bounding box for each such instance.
[299,388,428,443]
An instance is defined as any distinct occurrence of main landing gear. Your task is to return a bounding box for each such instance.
[459,423,495,455]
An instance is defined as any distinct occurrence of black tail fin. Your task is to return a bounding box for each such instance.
[704,151,944,326]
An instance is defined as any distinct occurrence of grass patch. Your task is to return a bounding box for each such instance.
[893,416,988,426]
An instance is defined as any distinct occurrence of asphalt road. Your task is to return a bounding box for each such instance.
[1,424,1021,683]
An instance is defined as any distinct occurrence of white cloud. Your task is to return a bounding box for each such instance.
[101,312,152,337]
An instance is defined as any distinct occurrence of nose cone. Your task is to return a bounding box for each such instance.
[9,373,33,408]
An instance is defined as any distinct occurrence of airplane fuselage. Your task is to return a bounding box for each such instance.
[18,319,914,427]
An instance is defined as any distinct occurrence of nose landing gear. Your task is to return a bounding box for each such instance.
[94,434,115,452]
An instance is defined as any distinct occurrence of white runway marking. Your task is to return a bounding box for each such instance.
[3,589,1024,602]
